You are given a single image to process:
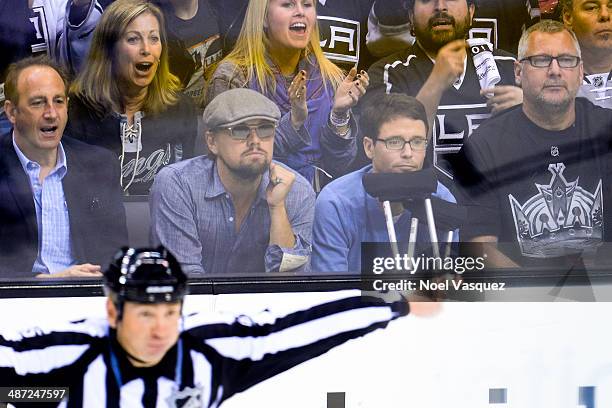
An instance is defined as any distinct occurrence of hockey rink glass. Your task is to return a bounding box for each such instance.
[375,136,428,151]
[520,54,581,68]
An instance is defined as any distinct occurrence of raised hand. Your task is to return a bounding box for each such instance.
[289,70,308,129]
[481,85,523,114]
[332,66,370,114]
[431,39,468,88]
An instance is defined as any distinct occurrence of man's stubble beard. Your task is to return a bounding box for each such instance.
[535,77,579,113]
[535,91,574,114]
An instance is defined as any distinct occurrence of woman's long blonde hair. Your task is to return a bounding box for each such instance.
[222,0,344,94]
[70,0,181,117]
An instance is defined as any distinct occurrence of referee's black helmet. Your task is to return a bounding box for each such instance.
[104,246,188,304]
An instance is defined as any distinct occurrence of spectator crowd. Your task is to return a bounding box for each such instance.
[1,0,611,277]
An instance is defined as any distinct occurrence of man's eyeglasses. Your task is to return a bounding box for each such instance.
[219,123,277,140]
[375,136,428,151]
[519,54,581,68]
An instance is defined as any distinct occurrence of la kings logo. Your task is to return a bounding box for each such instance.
[318,16,360,65]
[433,103,491,179]
[509,163,603,258]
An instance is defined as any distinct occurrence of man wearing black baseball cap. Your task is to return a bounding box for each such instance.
[150,88,315,275]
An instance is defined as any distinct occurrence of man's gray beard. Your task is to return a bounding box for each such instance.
[219,155,267,181]
[414,15,471,54]
[535,93,573,114]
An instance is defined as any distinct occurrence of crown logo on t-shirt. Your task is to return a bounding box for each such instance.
[509,163,603,258]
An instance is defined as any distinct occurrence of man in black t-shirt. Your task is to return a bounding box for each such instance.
[363,0,523,182]
[455,20,612,268]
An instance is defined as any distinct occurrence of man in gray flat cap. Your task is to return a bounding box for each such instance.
[150,88,315,275]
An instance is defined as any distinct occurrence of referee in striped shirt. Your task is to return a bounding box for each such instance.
[0,247,436,407]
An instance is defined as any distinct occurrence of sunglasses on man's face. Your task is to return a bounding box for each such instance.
[219,123,277,140]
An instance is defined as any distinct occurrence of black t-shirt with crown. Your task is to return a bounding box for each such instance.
[455,99,612,267]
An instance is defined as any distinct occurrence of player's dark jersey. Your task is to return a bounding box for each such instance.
[471,0,540,55]
[315,0,376,71]
[366,43,517,181]
[0,294,408,407]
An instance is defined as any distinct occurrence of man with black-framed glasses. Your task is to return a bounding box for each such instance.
[150,88,315,275]
[455,20,612,268]
[312,93,457,273]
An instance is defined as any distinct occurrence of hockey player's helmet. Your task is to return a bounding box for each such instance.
[104,246,188,304]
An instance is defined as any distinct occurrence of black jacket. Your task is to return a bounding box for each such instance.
[0,134,128,277]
